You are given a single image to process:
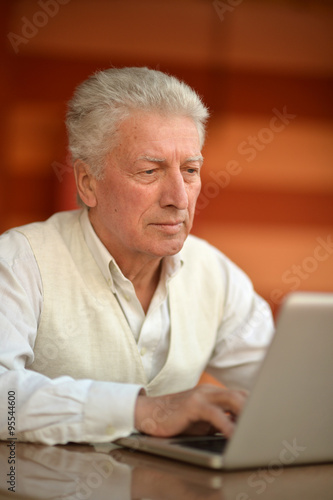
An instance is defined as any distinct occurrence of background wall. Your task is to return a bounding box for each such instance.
[1,0,333,314]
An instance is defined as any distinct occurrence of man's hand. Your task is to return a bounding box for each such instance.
[134,384,247,438]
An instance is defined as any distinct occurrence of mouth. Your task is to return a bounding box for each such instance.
[150,221,184,234]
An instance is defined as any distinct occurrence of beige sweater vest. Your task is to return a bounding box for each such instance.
[17,210,225,396]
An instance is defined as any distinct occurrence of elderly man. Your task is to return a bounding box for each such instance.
[0,67,274,445]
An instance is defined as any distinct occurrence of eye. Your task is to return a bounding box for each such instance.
[136,168,159,183]
[184,166,200,176]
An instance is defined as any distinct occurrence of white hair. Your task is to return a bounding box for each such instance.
[66,67,209,179]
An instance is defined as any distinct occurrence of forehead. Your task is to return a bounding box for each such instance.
[114,111,201,158]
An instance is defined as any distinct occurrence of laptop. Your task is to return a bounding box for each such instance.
[115,292,333,469]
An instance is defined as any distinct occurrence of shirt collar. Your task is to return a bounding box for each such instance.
[79,209,183,289]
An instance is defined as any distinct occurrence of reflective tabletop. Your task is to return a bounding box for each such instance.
[0,441,332,499]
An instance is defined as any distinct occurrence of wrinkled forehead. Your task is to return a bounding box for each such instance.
[121,109,199,134]
[113,111,201,158]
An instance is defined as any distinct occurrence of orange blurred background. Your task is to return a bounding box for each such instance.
[1,0,332,314]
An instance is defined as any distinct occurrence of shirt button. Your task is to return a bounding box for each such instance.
[124,295,130,301]
[106,424,115,435]
[140,347,147,356]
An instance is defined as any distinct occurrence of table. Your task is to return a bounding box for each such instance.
[0,441,332,499]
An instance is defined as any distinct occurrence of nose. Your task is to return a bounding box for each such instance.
[159,169,188,210]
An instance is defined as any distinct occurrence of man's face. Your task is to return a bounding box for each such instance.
[88,111,203,267]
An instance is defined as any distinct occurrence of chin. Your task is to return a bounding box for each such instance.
[159,238,187,257]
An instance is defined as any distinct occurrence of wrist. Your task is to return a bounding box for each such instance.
[134,392,155,434]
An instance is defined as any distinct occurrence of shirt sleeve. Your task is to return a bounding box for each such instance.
[205,247,275,391]
[0,231,143,445]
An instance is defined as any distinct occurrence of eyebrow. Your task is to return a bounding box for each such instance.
[136,155,165,163]
[136,155,204,164]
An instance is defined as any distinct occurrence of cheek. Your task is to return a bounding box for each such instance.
[188,183,202,207]
[97,182,128,212]
[110,188,153,224]
[128,185,158,212]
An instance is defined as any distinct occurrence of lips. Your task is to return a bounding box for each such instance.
[150,221,184,234]
[156,221,183,226]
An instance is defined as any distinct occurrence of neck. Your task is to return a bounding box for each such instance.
[129,259,162,314]
[116,256,162,314]
[88,212,162,313]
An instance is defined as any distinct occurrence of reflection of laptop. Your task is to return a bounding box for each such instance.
[116,292,333,469]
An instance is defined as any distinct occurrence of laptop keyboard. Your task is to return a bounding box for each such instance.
[172,436,228,455]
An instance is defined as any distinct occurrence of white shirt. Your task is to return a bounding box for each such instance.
[81,210,181,381]
[0,211,274,444]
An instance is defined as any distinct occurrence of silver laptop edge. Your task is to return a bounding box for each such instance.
[116,292,333,469]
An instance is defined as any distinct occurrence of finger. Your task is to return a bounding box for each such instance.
[203,389,247,417]
[182,421,217,436]
[196,403,236,438]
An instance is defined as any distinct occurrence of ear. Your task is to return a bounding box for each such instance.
[73,160,97,208]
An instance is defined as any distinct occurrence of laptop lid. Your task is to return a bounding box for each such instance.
[223,291,333,469]
[116,292,333,469]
